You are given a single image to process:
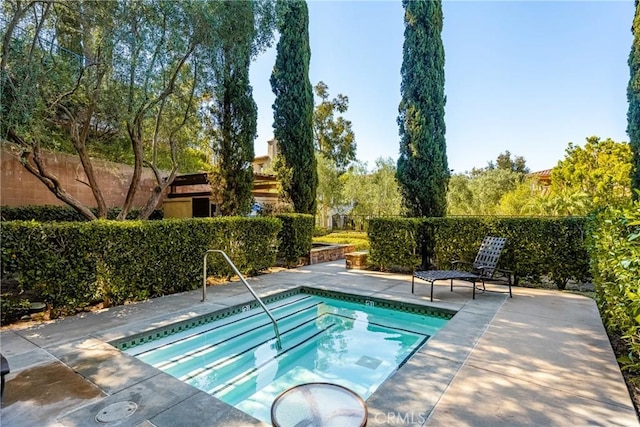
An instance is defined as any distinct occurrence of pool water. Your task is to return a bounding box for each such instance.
[124,293,448,422]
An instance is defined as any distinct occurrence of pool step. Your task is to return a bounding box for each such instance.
[208,320,337,402]
[153,304,324,379]
[135,297,320,367]
[181,315,335,392]
[214,313,430,411]
[129,295,314,358]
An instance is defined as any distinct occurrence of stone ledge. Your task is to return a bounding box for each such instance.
[307,243,356,265]
[345,251,368,270]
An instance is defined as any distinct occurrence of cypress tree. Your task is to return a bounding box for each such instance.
[629,0,640,198]
[270,0,317,214]
[396,0,449,217]
[210,0,257,216]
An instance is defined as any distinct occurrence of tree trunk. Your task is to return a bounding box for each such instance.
[139,165,178,219]
[70,112,108,218]
[118,125,144,220]
[9,132,97,221]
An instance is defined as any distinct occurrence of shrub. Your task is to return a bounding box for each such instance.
[368,218,422,271]
[587,203,640,373]
[276,214,314,266]
[0,205,163,221]
[425,217,590,289]
[368,216,590,288]
[313,232,370,251]
[313,226,330,237]
[1,217,281,317]
[1,295,31,325]
[1,221,100,315]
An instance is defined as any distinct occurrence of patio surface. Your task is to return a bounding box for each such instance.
[0,262,638,426]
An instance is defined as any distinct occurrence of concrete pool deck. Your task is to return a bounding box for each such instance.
[1,262,638,426]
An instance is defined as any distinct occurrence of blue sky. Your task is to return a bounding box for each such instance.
[250,0,634,174]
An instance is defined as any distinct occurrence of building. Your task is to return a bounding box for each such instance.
[163,140,280,218]
[527,169,552,194]
[1,140,281,218]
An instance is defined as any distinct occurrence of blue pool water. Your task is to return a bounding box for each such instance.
[123,293,449,422]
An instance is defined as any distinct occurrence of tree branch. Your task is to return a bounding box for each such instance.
[7,128,97,220]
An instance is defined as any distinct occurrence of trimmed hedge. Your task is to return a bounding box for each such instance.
[425,217,590,289]
[1,217,281,317]
[368,217,590,288]
[276,214,314,266]
[368,218,422,272]
[313,232,370,251]
[0,205,163,221]
[587,204,640,373]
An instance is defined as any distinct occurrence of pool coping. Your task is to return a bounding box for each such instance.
[3,262,634,426]
[90,284,503,426]
[109,286,462,423]
[110,286,457,351]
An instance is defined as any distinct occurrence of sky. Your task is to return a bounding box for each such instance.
[249,0,635,174]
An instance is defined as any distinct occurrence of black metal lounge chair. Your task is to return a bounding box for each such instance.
[412,236,512,301]
[1,353,9,398]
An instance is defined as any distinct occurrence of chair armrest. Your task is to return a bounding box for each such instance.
[451,260,472,270]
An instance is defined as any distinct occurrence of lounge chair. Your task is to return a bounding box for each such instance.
[412,236,512,301]
[1,353,9,398]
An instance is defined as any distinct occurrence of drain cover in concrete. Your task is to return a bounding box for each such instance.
[356,355,382,370]
[96,401,138,423]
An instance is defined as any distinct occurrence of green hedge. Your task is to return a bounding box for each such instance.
[587,204,640,373]
[276,214,314,266]
[313,232,370,251]
[1,217,281,317]
[368,218,422,272]
[368,217,590,288]
[1,296,31,325]
[0,205,163,221]
[425,217,589,289]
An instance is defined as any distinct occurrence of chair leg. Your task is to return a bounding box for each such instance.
[472,281,476,299]
[430,281,434,302]
[411,274,415,294]
[450,279,453,292]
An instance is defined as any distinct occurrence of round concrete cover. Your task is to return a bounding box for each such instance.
[95,401,138,423]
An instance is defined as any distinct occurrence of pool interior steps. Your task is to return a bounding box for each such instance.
[124,293,444,423]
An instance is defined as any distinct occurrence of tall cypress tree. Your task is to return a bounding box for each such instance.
[396,0,449,217]
[209,0,257,216]
[629,0,640,198]
[270,0,317,214]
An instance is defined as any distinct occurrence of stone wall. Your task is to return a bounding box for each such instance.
[1,148,161,208]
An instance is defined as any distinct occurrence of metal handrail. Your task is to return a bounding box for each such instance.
[203,250,282,350]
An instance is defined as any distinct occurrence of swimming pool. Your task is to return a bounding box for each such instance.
[119,289,452,423]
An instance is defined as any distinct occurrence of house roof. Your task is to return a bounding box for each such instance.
[527,169,552,178]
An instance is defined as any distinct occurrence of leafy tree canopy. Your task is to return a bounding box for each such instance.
[1,0,275,219]
[551,136,632,210]
[313,81,356,171]
[316,152,347,226]
[270,0,316,214]
[396,0,448,217]
[343,158,404,217]
[447,168,522,216]
[490,150,530,174]
[628,0,640,197]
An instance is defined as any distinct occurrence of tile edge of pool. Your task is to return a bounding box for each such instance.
[109,286,456,351]
[100,285,502,425]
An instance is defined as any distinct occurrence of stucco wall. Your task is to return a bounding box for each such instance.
[1,148,161,209]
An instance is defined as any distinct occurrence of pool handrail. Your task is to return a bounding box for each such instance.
[203,249,282,350]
